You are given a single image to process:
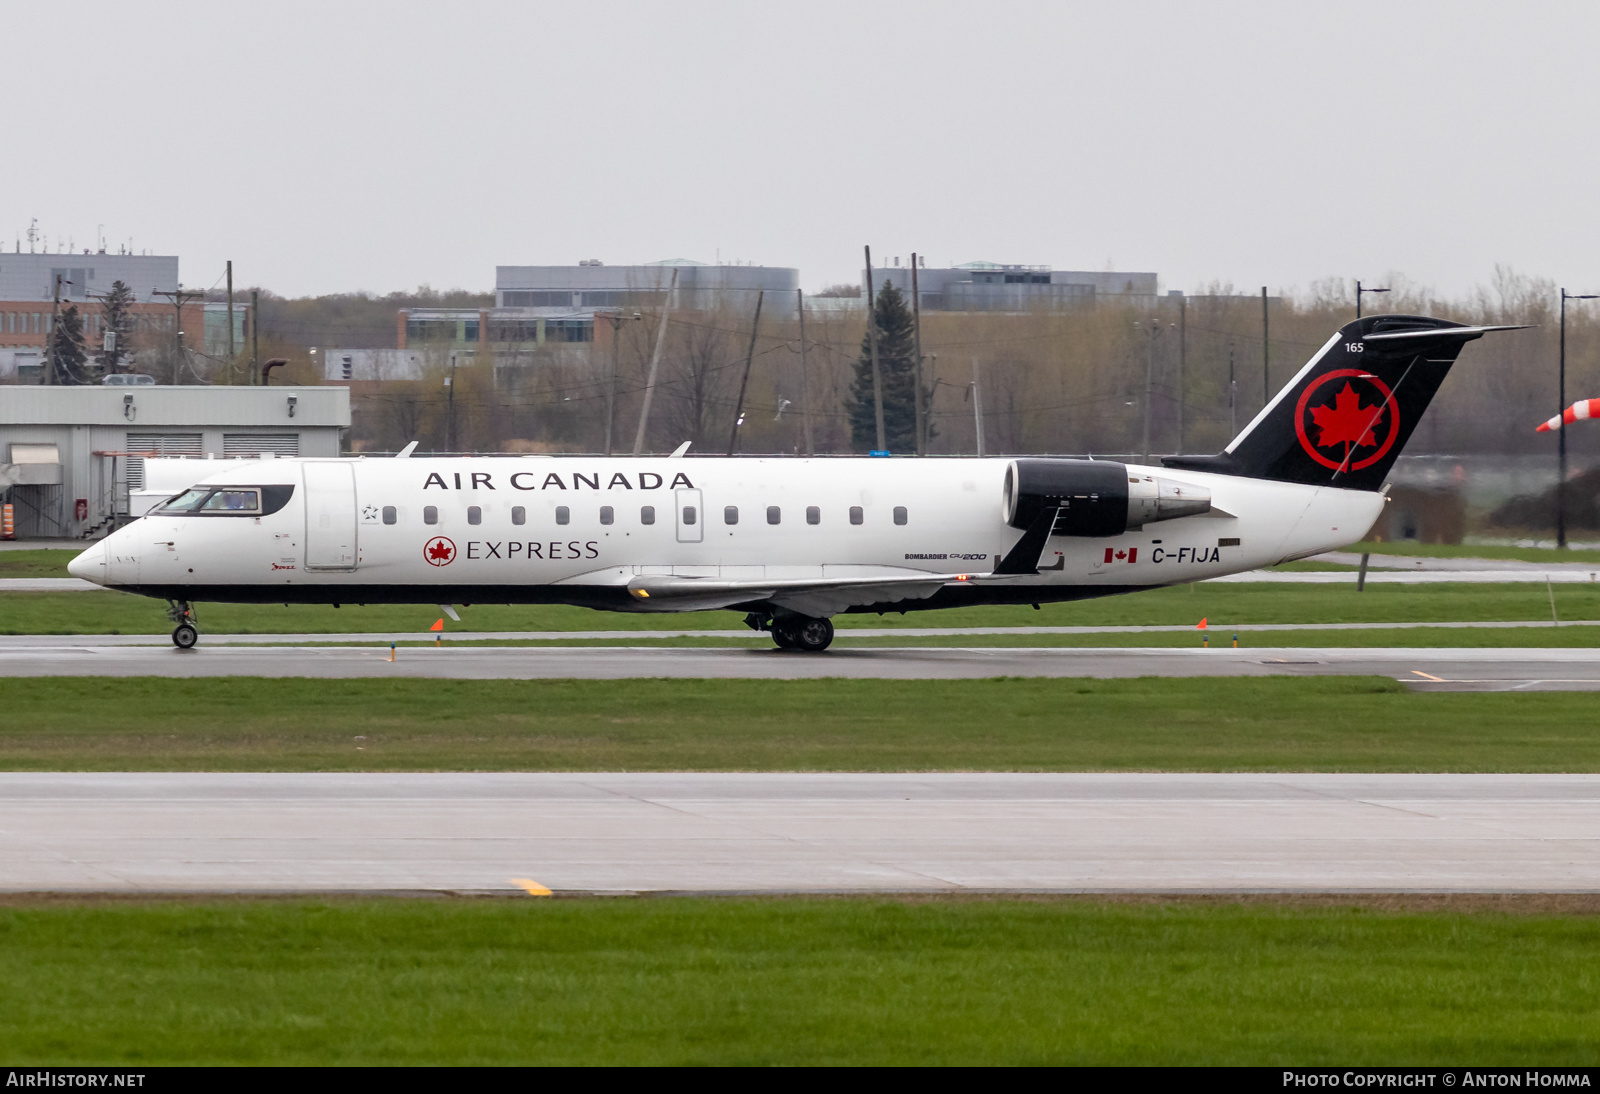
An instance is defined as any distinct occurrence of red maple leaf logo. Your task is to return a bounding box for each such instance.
[1115,549,1127,560]
[1310,382,1381,453]
[423,537,456,566]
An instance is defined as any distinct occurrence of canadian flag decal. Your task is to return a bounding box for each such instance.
[1103,547,1138,564]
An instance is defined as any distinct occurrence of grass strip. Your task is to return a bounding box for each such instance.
[5,675,1600,772]
[7,581,1600,634]
[3,895,1599,1065]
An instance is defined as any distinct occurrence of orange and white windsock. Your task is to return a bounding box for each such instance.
[1537,399,1600,432]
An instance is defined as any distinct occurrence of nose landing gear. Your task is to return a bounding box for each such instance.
[166,600,199,649]
[745,612,834,652]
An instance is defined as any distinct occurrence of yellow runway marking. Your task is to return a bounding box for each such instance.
[511,877,553,896]
[1410,670,1446,682]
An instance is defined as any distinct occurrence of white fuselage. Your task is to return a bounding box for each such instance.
[69,455,1382,613]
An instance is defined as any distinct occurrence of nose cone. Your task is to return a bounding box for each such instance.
[68,541,107,585]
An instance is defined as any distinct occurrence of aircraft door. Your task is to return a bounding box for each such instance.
[303,462,358,570]
[675,488,703,543]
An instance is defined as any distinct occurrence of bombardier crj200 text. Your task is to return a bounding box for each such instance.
[71,315,1519,651]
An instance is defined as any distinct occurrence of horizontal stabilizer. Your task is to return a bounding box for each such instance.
[1362,324,1528,342]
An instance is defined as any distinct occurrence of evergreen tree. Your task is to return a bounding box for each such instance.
[48,305,92,385]
[96,280,136,373]
[849,282,928,452]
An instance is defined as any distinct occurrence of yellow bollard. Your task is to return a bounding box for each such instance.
[1203,633,1209,648]
[1232,633,1238,648]
[389,642,396,662]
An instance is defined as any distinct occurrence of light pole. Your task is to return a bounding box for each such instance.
[1356,280,1390,319]
[1558,289,1598,549]
[600,311,642,455]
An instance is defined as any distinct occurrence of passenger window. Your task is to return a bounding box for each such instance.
[641,505,656,525]
[724,506,739,525]
[849,506,864,525]
[467,506,482,525]
[382,506,397,525]
[511,506,526,526]
[894,506,908,525]
[424,506,439,525]
[600,506,614,526]
[682,505,697,525]
[555,506,570,525]
[806,506,820,525]
[767,506,781,525]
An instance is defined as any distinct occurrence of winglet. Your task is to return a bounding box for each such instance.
[669,441,691,458]
[992,507,1057,575]
[396,441,419,458]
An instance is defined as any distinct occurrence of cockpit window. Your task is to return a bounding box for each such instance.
[200,489,261,512]
[158,489,211,513]
[156,484,294,516]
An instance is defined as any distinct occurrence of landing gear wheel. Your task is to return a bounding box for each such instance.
[794,617,834,652]
[172,623,198,649]
[772,620,799,649]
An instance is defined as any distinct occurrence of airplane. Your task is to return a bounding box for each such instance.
[69,314,1521,651]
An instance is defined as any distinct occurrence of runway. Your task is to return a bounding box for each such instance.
[0,641,1595,689]
[5,772,1597,894]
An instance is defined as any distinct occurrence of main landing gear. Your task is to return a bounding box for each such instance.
[745,612,834,652]
[167,600,199,649]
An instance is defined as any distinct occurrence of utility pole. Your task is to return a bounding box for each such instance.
[1261,286,1270,409]
[153,287,204,384]
[863,245,886,452]
[971,357,985,457]
[797,289,815,457]
[1140,321,1162,465]
[911,252,925,455]
[226,261,235,383]
[726,291,764,455]
[631,268,679,456]
[45,273,64,385]
[605,316,621,455]
[1177,295,1186,455]
[1228,341,1238,438]
[251,289,260,386]
[600,311,641,456]
[446,352,458,452]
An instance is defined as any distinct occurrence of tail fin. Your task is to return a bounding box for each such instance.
[1162,314,1524,491]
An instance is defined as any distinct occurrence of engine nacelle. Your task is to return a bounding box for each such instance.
[1001,458,1211,536]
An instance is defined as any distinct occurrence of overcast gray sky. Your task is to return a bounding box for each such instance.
[7,1,1598,299]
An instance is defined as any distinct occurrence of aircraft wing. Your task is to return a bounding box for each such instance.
[622,570,990,615]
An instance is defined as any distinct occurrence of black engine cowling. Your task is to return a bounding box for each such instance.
[1001,459,1211,536]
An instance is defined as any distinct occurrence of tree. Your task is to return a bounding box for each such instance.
[48,305,92,385]
[96,280,136,373]
[849,282,923,452]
